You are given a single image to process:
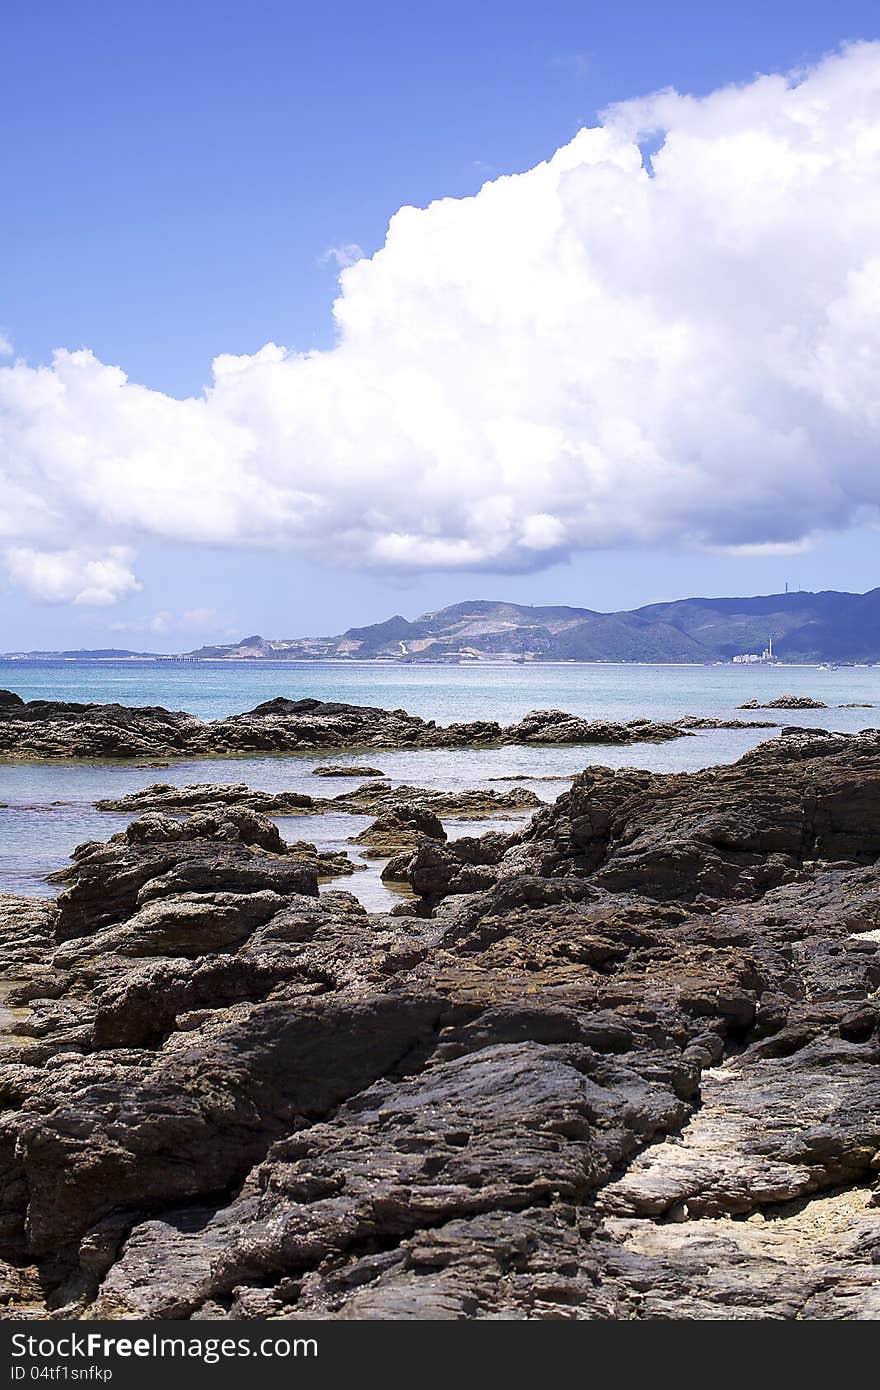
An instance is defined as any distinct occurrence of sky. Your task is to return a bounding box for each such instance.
[2,0,880,650]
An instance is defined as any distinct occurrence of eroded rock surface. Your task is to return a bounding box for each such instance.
[95,783,314,813]
[739,696,828,710]
[0,691,689,761]
[351,803,447,859]
[675,715,778,730]
[96,779,541,821]
[1,729,880,1319]
[311,765,386,778]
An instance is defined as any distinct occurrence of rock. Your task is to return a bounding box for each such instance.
[380,852,415,883]
[95,783,313,813]
[0,692,692,761]
[0,694,203,759]
[284,842,364,879]
[1,729,880,1318]
[311,765,386,777]
[407,832,514,899]
[323,782,542,819]
[491,732,880,904]
[597,1048,880,1219]
[488,774,574,783]
[507,710,686,745]
[95,780,542,825]
[675,715,778,729]
[598,1185,880,1319]
[352,804,447,858]
[739,696,828,710]
[48,810,318,942]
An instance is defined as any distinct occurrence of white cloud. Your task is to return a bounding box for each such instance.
[0,333,12,358]
[128,610,180,636]
[2,43,880,597]
[4,547,141,606]
[109,607,230,636]
[320,243,365,269]
[181,606,225,629]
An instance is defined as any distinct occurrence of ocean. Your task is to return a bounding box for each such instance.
[2,659,878,909]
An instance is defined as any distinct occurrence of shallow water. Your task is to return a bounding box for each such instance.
[1,660,878,909]
[3,657,880,723]
[0,732,770,907]
[0,981,31,1046]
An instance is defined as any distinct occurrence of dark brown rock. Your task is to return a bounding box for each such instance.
[323,782,542,818]
[49,810,318,942]
[311,765,386,777]
[95,784,313,813]
[352,804,447,859]
[739,695,828,710]
[1,729,880,1320]
[0,692,692,761]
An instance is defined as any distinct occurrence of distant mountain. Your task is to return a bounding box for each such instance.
[183,589,880,664]
[1,647,157,660]
[6,589,880,664]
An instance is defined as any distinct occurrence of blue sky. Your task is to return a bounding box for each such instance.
[2,1,879,649]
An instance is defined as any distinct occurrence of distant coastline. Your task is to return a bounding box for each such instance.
[0,656,872,669]
[6,585,880,666]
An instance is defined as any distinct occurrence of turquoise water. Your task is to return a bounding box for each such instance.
[3,658,880,724]
[1,660,877,908]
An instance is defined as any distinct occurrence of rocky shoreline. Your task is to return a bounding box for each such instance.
[0,689,760,760]
[1,726,879,1319]
[94,779,542,820]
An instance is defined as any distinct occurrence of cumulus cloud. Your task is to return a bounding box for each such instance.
[2,43,880,598]
[319,243,366,270]
[4,546,141,606]
[109,607,232,636]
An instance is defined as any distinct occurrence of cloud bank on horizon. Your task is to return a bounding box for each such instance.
[2,43,879,604]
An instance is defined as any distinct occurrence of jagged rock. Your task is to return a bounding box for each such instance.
[509,710,685,745]
[1,993,447,1261]
[596,1185,880,1320]
[407,833,514,899]
[1,730,880,1319]
[739,696,828,710]
[352,804,447,858]
[486,733,880,904]
[324,782,541,818]
[284,842,364,879]
[598,1047,880,1218]
[488,774,574,783]
[675,715,777,729]
[86,1041,690,1320]
[380,852,415,884]
[95,779,541,823]
[0,894,56,973]
[95,784,313,813]
[0,692,691,761]
[311,765,386,777]
[49,810,318,941]
[0,695,202,759]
